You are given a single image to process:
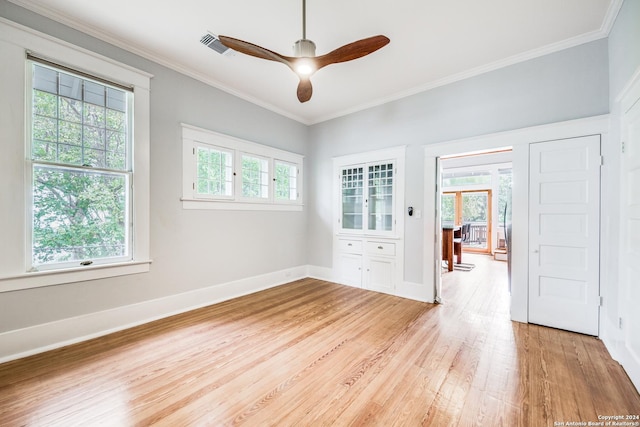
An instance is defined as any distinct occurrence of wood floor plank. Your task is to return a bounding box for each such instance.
[1,255,638,426]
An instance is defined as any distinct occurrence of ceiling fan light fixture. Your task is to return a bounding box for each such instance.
[294,58,316,76]
[216,0,389,102]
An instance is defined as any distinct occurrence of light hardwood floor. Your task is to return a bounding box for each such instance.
[1,255,638,426]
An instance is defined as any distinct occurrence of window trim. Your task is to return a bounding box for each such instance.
[181,124,304,211]
[0,19,152,293]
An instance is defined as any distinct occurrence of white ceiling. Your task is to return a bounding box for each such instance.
[9,0,620,124]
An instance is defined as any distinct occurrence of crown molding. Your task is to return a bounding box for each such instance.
[5,0,312,125]
[7,0,623,126]
[311,27,612,124]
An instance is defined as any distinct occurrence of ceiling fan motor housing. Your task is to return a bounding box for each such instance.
[293,39,316,57]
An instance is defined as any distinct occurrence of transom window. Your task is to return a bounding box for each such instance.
[29,61,133,270]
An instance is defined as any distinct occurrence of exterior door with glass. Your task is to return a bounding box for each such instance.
[441,190,492,253]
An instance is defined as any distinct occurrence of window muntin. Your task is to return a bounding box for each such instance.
[341,167,364,230]
[29,62,132,270]
[195,144,233,198]
[241,154,269,199]
[367,163,393,232]
[340,161,395,234]
[275,160,298,201]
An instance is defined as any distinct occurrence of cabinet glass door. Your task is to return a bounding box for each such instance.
[367,163,393,232]
[341,166,364,230]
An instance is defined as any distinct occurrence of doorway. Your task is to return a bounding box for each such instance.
[437,152,512,303]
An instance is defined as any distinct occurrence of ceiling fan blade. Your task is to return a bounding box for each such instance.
[297,78,313,103]
[315,35,390,70]
[218,36,294,67]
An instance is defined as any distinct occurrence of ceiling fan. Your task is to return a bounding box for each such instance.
[218,0,390,103]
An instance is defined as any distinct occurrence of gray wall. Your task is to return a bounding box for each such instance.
[0,1,309,331]
[0,0,617,334]
[307,39,610,284]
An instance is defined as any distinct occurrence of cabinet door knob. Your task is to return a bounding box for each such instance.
[347,243,352,246]
[377,246,383,249]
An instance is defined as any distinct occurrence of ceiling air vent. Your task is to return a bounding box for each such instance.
[200,33,232,55]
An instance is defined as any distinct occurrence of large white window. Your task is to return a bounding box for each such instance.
[28,61,133,270]
[182,124,303,210]
[0,20,151,292]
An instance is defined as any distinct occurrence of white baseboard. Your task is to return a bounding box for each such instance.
[396,281,434,303]
[0,265,436,364]
[600,314,623,362]
[0,265,308,364]
[305,265,335,283]
[599,314,640,394]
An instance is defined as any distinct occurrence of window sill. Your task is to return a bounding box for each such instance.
[181,198,303,211]
[0,260,152,293]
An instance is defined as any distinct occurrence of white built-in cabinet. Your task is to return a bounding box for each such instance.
[333,147,405,296]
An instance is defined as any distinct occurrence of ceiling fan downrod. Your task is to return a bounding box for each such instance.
[293,0,316,57]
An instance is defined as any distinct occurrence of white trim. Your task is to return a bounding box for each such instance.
[616,65,640,113]
[2,4,307,124]
[0,261,152,293]
[600,0,625,35]
[0,265,308,363]
[0,18,152,292]
[181,199,303,211]
[423,115,610,324]
[3,2,618,126]
[396,281,433,303]
[313,31,611,125]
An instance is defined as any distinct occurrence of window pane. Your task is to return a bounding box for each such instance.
[275,161,297,201]
[242,154,269,199]
[196,146,233,197]
[442,171,491,187]
[342,167,363,230]
[441,194,455,225]
[84,80,105,106]
[30,63,129,172]
[32,165,129,266]
[33,65,57,94]
[368,162,393,231]
[59,73,82,100]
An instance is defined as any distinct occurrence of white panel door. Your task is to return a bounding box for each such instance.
[529,135,601,335]
[620,92,640,391]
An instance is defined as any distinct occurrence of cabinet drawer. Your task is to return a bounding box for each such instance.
[338,239,363,254]
[365,241,396,256]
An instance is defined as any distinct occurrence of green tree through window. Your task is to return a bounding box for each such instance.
[30,63,131,267]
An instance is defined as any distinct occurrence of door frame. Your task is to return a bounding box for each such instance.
[423,115,609,323]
